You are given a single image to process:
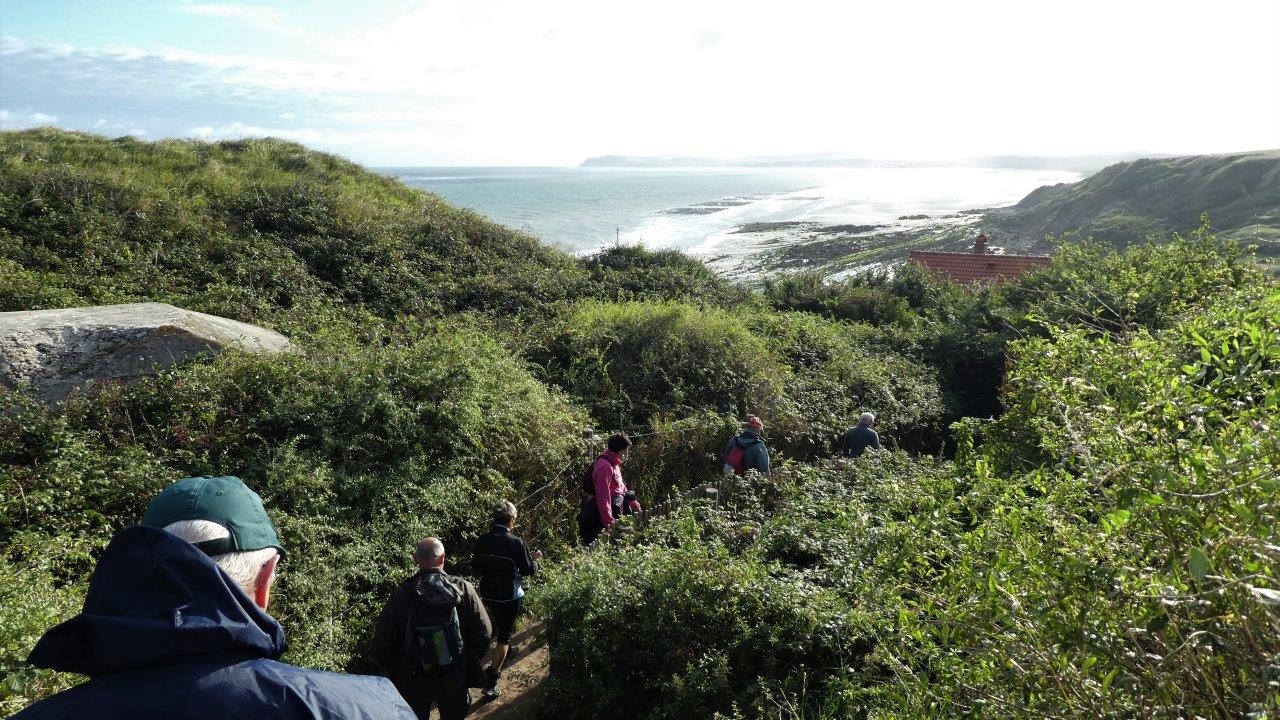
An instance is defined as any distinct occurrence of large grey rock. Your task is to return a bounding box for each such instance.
[0,303,291,402]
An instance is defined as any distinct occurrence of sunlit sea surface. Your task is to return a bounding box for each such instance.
[387,166,1080,257]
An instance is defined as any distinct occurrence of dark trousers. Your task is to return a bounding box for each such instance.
[578,493,632,545]
[483,597,521,645]
[397,667,471,720]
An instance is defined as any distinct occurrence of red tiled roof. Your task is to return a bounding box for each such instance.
[908,250,1051,285]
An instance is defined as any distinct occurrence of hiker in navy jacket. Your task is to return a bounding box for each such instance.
[724,415,771,475]
[471,500,541,699]
[14,475,414,720]
[842,411,882,458]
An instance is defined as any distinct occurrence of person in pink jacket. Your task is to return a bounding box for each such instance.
[578,432,641,545]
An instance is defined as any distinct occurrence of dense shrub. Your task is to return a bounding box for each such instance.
[541,286,1280,719]
[0,325,588,709]
[748,310,947,454]
[545,300,790,431]
[0,129,584,321]
[893,225,1262,422]
[582,245,747,306]
[763,270,915,326]
[538,455,954,719]
[928,286,1280,716]
[543,300,948,457]
[998,221,1259,336]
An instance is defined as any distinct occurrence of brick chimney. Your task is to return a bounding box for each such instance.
[973,234,989,254]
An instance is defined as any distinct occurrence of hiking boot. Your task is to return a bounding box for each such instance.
[482,667,501,700]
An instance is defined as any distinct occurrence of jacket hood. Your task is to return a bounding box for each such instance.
[414,569,462,610]
[28,524,286,676]
[736,431,763,445]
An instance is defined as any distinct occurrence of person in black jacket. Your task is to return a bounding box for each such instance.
[471,500,542,699]
[15,475,414,720]
[373,537,493,720]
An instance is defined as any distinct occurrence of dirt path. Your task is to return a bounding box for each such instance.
[465,618,550,720]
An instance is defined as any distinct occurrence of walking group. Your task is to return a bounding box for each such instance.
[14,412,881,720]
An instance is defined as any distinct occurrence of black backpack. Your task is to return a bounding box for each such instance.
[581,455,605,496]
[404,575,465,675]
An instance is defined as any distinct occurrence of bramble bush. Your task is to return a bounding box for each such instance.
[581,245,748,306]
[542,299,948,458]
[540,285,1280,719]
[544,300,789,431]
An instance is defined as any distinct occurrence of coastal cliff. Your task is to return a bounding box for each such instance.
[993,149,1280,253]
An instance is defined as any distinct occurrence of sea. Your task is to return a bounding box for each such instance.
[387,165,1081,259]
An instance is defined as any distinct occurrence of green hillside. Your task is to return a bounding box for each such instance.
[993,150,1280,256]
[0,128,585,322]
[2,130,1276,718]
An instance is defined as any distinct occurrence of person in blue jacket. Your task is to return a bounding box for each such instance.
[14,475,415,720]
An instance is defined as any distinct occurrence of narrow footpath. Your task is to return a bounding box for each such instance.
[449,482,729,718]
[466,619,550,720]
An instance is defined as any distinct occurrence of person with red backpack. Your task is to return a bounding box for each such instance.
[577,432,641,545]
[724,416,771,476]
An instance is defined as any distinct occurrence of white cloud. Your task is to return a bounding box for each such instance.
[0,108,59,128]
[4,0,1279,164]
[187,122,323,143]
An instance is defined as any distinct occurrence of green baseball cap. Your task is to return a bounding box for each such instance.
[142,476,285,558]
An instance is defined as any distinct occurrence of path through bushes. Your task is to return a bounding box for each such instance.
[468,619,550,720]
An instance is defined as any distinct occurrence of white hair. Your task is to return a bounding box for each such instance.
[493,500,518,524]
[860,412,876,425]
[164,519,278,596]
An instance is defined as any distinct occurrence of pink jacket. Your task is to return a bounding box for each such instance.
[592,449,641,527]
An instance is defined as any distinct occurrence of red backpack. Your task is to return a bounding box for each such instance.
[725,440,746,476]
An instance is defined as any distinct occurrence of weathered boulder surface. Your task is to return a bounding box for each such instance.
[0,303,290,402]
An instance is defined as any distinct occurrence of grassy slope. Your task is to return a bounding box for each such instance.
[992,149,1280,251]
[0,128,584,323]
[0,130,942,712]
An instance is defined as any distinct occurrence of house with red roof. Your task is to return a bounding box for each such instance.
[908,235,1051,285]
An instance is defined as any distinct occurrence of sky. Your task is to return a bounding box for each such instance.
[1,0,1278,166]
